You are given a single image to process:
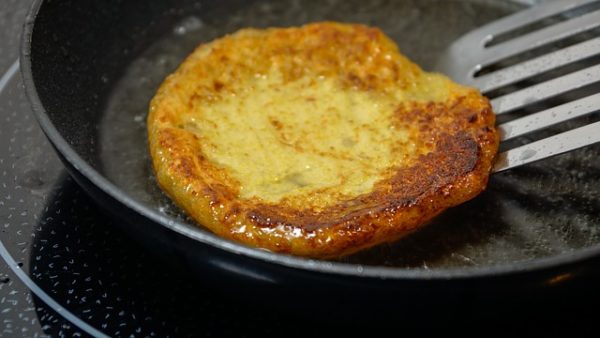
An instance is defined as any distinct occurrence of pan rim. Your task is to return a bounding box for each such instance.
[20,0,600,281]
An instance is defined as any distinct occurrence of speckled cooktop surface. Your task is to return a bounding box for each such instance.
[0,2,305,337]
[1,1,599,337]
[0,54,306,338]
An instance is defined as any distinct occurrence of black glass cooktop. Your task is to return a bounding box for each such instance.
[0,59,331,338]
[1,1,599,337]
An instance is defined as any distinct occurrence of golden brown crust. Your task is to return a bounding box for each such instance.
[148,22,499,258]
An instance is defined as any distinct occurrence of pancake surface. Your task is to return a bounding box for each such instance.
[147,22,499,258]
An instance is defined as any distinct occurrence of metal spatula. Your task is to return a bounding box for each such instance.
[435,0,600,173]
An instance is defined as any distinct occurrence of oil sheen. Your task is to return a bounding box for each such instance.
[181,69,452,208]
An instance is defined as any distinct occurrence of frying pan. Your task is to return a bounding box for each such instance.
[20,0,600,308]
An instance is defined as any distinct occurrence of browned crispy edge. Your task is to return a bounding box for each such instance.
[147,22,499,258]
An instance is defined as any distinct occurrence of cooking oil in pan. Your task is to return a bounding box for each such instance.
[98,0,600,268]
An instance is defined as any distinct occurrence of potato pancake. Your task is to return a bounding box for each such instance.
[147,22,499,258]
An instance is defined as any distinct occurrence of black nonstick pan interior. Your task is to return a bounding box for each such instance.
[23,0,600,285]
